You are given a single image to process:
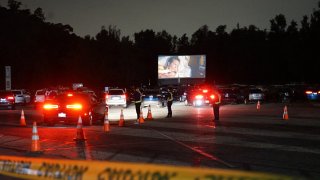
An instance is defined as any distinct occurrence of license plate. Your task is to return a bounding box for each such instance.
[58,113,66,118]
[112,97,120,100]
[0,99,5,102]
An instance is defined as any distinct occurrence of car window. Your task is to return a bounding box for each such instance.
[36,90,45,95]
[250,89,262,93]
[108,89,124,95]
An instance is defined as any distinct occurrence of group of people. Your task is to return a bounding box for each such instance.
[131,86,221,123]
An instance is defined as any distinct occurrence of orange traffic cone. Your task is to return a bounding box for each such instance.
[103,107,110,132]
[257,101,261,110]
[74,116,87,141]
[20,109,27,127]
[139,107,145,124]
[146,105,153,120]
[31,121,41,152]
[119,108,125,127]
[283,105,289,120]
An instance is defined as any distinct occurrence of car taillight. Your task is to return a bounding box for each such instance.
[202,89,208,93]
[318,91,320,94]
[195,95,203,99]
[67,93,73,97]
[66,104,82,110]
[305,91,312,94]
[210,95,215,99]
[121,94,126,99]
[6,96,14,100]
[105,95,109,99]
[43,104,59,109]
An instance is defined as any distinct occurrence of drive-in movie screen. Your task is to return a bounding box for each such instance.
[158,55,206,79]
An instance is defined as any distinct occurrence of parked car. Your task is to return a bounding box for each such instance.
[185,88,215,107]
[34,89,47,108]
[219,88,245,104]
[0,90,15,110]
[11,89,31,104]
[42,92,100,126]
[105,89,127,108]
[142,89,162,108]
[247,88,265,103]
[305,87,320,101]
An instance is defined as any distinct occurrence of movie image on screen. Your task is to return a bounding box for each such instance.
[158,55,206,79]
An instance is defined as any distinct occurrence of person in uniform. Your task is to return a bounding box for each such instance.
[133,87,142,120]
[212,90,221,121]
[166,88,174,118]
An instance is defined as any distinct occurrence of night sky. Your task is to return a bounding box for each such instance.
[1,0,319,37]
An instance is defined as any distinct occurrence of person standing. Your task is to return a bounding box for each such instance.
[212,90,221,121]
[166,88,174,118]
[133,87,142,120]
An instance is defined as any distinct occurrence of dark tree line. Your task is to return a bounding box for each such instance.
[0,0,320,90]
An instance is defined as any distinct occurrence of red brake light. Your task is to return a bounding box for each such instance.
[195,95,203,99]
[318,91,320,94]
[66,104,82,110]
[202,89,208,93]
[121,94,126,99]
[210,95,215,99]
[6,96,14,100]
[305,91,312,94]
[67,93,73,97]
[43,104,59,109]
[105,95,109,99]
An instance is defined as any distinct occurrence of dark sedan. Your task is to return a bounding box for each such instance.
[42,92,100,126]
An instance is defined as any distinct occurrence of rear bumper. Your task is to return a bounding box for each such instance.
[43,111,91,123]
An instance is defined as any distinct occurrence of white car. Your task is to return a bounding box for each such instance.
[105,89,127,108]
[34,89,47,107]
[11,89,31,104]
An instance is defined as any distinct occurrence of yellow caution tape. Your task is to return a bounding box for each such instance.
[0,155,300,180]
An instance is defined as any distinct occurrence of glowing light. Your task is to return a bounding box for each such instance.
[66,104,82,110]
[210,95,215,99]
[202,89,208,93]
[305,91,312,94]
[43,104,59,109]
[67,93,73,97]
[195,95,204,99]
[6,96,14,100]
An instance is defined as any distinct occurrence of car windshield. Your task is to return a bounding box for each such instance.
[108,89,124,95]
[250,89,262,93]
[36,90,45,95]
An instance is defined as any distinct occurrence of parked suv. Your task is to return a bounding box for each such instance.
[11,89,31,104]
[105,89,127,108]
[248,88,265,103]
[0,91,15,110]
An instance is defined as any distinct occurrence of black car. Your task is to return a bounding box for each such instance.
[0,91,15,110]
[184,88,215,107]
[42,92,101,126]
[220,88,245,104]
